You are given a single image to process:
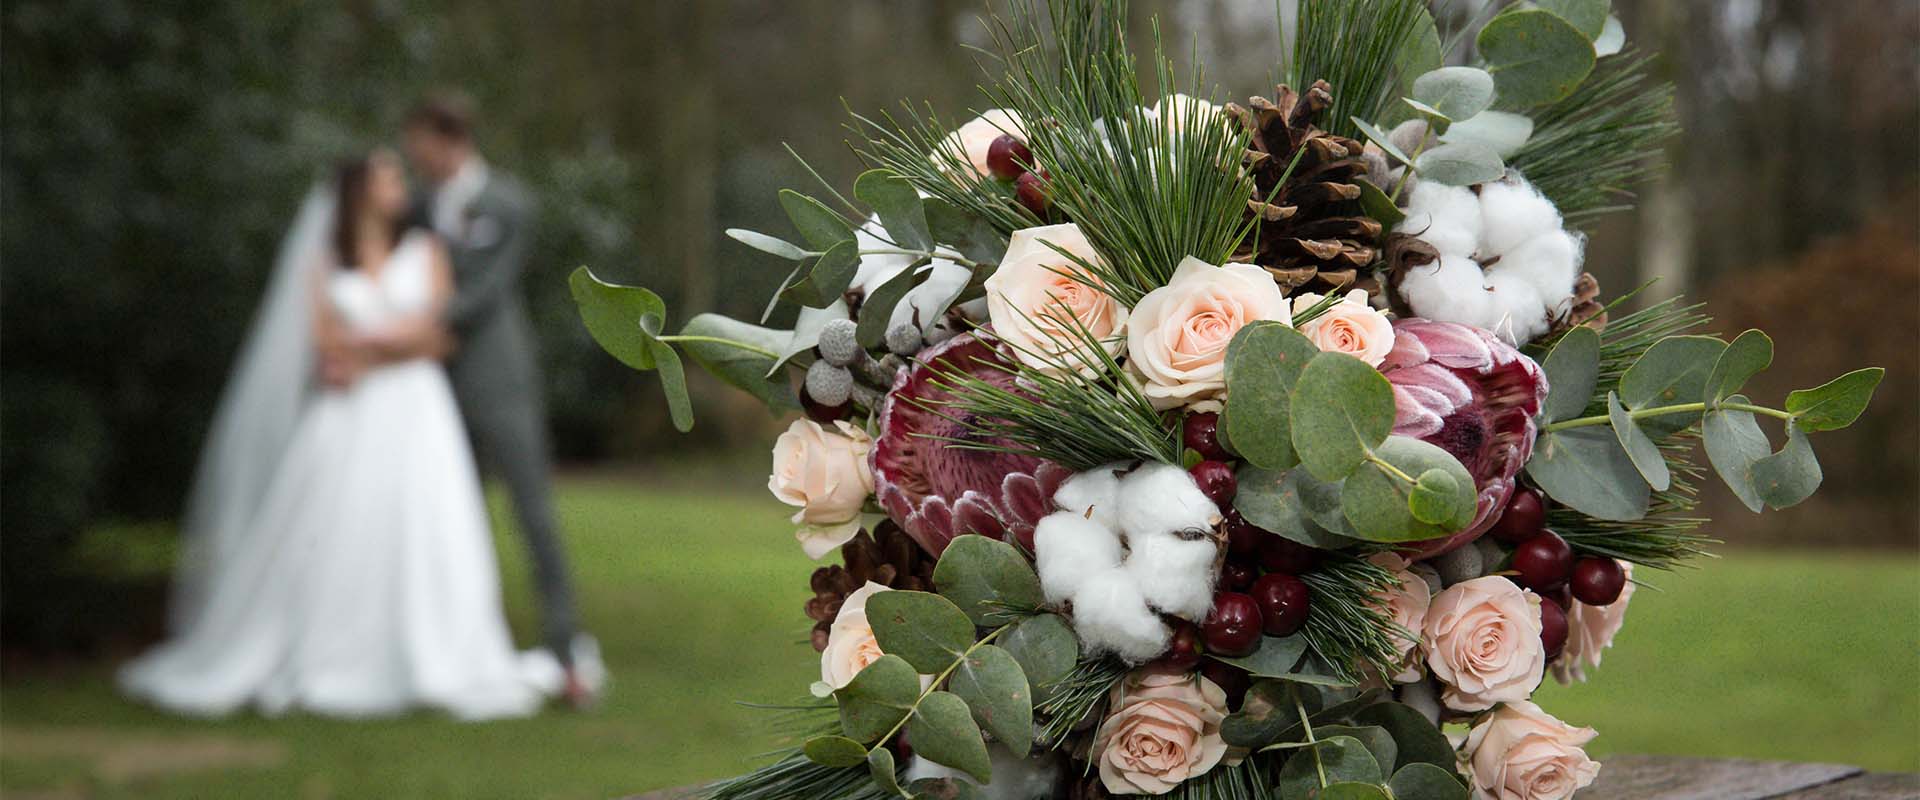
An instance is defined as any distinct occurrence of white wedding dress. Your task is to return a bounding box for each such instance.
[120,230,549,721]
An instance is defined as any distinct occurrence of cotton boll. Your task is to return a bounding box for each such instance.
[1114,462,1221,542]
[1399,181,1482,258]
[1477,179,1564,257]
[1124,530,1219,621]
[1481,271,1551,344]
[1397,255,1502,330]
[1071,568,1171,663]
[1490,230,1583,303]
[1034,511,1124,606]
[1054,463,1127,530]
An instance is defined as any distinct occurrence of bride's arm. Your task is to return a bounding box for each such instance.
[312,259,364,388]
[360,238,456,363]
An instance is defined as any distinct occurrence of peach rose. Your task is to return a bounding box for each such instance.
[821,582,891,689]
[1126,257,1292,410]
[1423,576,1544,712]
[768,419,874,559]
[1092,667,1232,795]
[1553,561,1635,684]
[1461,700,1600,800]
[1368,553,1431,683]
[1293,289,1395,367]
[937,109,1025,179]
[984,223,1129,375]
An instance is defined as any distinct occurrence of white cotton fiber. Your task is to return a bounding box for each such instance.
[1114,462,1221,542]
[1477,178,1564,257]
[1054,463,1127,530]
[1071,568,1171,663]
[1399,181,1482,258]
[1482,271,1551,344]
[1124,530,1219,621]
[1397,255,1499,328]
[1034,511,1124,606]
[1491,229,1582,301]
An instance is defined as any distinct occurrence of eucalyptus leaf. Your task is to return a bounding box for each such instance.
[725,228,812,260]
[1401,97,1452,129]
[1527,427,1650,521]
[1439,110,1535,158]
[1412,66,1496,121]
[1541,326,1601,423]
[1785,367,1883,432]
[946,644,1034,757]
[779,190,856,249]
[1701,401,1770,514]
[1413,141,1506,186]
[1617,335,1727,437]
[1343,437,1477,541]
[835,654,920,743]
[1352,117,1414,166]
[1316,784,1392,800]
[1479,9,1597,108]
[1409,468,1471,526]
[802,735,869,768]
[997,613,1078,697]
[1234,466,1362,549]
[1607,392,1670,491]
[855,169,932,251]
[1352,702,1455,771]
[1356,178,1407,226]
[781,239,861,308]
[1388,763,1470,800]
[1210,634,1309,678]
[569,267,692,431]
[1290,352,1397,481]
[1317,725,1398,776]
[1277,736,1383,795]
[857,261,929,349]
[925,198,1007,268]
[1704,329,1773,407]
[1225,322,1319,470]
[1752,421,1822,510]
[1535,0,1611,39]
[1389,6,1444,116]
[680,313,799,412]
[909,691,991,782]
[866,591,978,674]
[868,748,906,797]
[932,535,1043,626]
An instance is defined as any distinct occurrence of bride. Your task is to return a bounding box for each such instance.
[120,150,550,720]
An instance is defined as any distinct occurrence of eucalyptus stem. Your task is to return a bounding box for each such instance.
[1543,400,1796,432]
[859,247,980,269]
[1293,686,1328,788]
[1365,452,1419,485]
[1390,133,1429,203]
[652,336,780,359]
[867,624,1010,755]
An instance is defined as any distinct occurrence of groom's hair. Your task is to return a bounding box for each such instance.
[406,91,474,142]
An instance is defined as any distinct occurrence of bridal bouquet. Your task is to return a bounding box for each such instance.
[575,2,1882,798]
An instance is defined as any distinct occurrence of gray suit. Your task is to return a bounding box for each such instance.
[426,171,579,666]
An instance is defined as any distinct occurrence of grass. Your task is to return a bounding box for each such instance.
[1,474,1915,798]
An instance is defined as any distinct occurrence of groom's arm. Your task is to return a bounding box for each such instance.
[443,187,533,334]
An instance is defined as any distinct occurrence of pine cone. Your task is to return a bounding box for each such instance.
[1227,81,1384,296]
[1548,271,1609,335]
[806,520,936,651]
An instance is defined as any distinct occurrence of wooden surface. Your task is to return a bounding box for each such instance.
[630,756,1919,799]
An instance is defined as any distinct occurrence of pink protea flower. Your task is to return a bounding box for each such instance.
[1378,318,1548,558]
[872,333,1070,557]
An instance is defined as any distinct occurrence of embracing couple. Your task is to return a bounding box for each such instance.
[120,95,601,720]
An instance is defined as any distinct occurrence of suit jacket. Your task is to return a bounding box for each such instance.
[421,171,544,419]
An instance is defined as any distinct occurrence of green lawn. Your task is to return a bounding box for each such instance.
[3,477,1916,798]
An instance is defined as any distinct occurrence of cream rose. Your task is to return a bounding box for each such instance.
[1092,667,1232,795]
[937,108,1024,179]
[1462,700,1600,800]
[1293,288,1395,367]
[1553,561,1635,684]
[768,419,874,559]
[821,582,891,689]
[1126,257,1292,409]
[984,223,1129,375]
[1423,576,1545,712]
[1368,553,1431,683]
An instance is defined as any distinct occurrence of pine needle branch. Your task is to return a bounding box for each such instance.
[1286,0,1434,139]
[699,753,892,800]
[1036,655,1129,749]
[847,101,1039,236]
[1507,51,1679,222]
[1298,553,1408,685]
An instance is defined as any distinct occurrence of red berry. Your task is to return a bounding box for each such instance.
[1182,412,1232,461]
[1189,460,1237,506]
[1202,592,1264,657]
[1220,560,1258,591]
[1015,170,1050,215]
[801,389,850,423]
[1490,488,1546,545]
[1155,620,1203,671]
[1570,557,1626,606]
[1258,536,1318,575]
[1223,510,1263,558]
[985,134,1032,180]
[1510,530,1574,592]
[1250,573,1311,637]
[1544,584,1573,612]
[1200,660,1252,709]
[1538,592,1569,660]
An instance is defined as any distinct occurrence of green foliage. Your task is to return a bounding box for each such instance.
[1785,368,1884,433]
[1608,392,1671,491]
[866,591,977,673]
[849,103,1037,238]
[1035,656,1129,749]
[1478,9,1597,109]
[1414,141,1507,186]
[1233,466,1360,549]
[931,535,1044,626]
[1296,555,1408,684]
[1288,0,1439,139]
[1387,763,1470,800]
[1617,335,1727,437]
[946,644,1034,756]
[910,692,993,782]
[1278,736,1383,791]
[1704,329,1774,407]
[1212,634,1310,678]
[1506,52,1678,221]
[1529,426,1652,521]
[855,170,933,251]
[1410,67,1496,124]
[857,263,929,349]
[1290,352,1397,482]
[1541,326,1602,423]
[1535,0,1613,40]
[780,190,857,249]
[1351,703,1455,772]
[781,240,861,308]
[1342,437,1478,541]
[679,314,799,413]
[834,655,920,743]
[997,613,1079,699]
[703,753,894,800]
[570,269,693,431]
[804,736,871,768]
[1223,322,1318,470]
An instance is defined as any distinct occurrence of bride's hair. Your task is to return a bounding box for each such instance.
[331,153,400,269]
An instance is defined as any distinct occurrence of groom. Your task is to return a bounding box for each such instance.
[380,93,599,707]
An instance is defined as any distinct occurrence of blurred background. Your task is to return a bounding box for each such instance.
[2,0,1915,797]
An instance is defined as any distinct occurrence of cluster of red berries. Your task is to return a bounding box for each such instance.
[986,134,1051,216]
[1151,412,1319,705]
[1488,487,1627,661]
